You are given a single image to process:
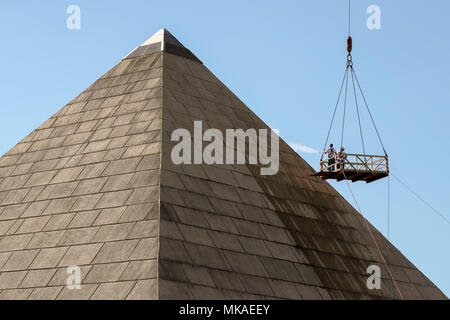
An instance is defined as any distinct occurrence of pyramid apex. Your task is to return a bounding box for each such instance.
[141,28,184,48]
[123,28,202,64]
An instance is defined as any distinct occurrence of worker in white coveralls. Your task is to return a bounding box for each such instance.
[324,144,337,171]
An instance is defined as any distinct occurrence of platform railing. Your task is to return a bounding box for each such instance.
[320,153,389,174]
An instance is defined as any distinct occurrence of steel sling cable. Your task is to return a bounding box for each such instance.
[321,67,349,161]
[340,67,350,149]
[350,66,366,155]
[352,66,388,156]
[341,169,405,300]
[322,0,353,161]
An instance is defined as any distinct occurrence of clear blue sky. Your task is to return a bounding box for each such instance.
[0,0,448,297]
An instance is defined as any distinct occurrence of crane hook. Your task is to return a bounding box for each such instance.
[346,36,353,66]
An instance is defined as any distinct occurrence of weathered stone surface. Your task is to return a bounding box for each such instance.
[0,29,445,300]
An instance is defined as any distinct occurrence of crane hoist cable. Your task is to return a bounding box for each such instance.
[342,0,403,299]
[317,0,404,300]
[317,1,389,187]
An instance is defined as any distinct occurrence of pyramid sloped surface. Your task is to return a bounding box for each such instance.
[0,30,446,300]
[0,53,163,299]
[158,53,446,300]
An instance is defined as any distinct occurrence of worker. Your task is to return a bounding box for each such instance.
[337,147,347,170]
[324,144,337,171]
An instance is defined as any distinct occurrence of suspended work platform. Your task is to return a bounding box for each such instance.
[313,153,389,183]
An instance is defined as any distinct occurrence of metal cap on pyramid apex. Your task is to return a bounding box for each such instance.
[123,28,202,63]
[141,28,185,48]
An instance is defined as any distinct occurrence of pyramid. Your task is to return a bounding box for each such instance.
[0,29,445,300]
